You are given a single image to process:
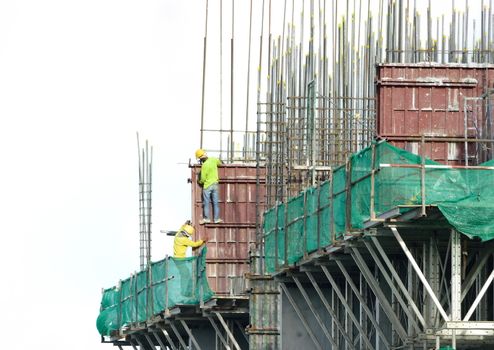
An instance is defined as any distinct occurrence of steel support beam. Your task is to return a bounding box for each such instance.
[451,229,462,323]
[305,271,357,349]
[153,329,177,350]
[292,275,339,348]
[215,312,242,350]
[427,236,441,328]
[169,321,188,349]
[365,239,421,333]
[350,246,408,342]
[437,235,452,321]
[464,269,494,321]
[128,338,139,350]
[335,260,391,350]
[133,335,151,350]
[461,242,494,302]
[208,316,232,350]
[144,334,158,350]
[368,237,426,329]
[180,320,202,350]
[320,265,376,350]
[234,320,249,344]
[279,282,323,350]
[390,226,450,322]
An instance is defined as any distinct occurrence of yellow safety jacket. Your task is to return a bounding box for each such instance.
[173,234,204,258]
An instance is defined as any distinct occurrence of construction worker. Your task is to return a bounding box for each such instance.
[195,149,223,224]
[173,223,206,258]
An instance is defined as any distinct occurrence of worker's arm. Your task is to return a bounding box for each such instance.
[198,167,205,185]
[183,238,204,248]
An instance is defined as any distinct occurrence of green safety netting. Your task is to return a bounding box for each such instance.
[264,141,494,273]
[96,248,214,336]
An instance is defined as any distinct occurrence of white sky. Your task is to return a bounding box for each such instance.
[0,1,204,349]
[0,0,483,349]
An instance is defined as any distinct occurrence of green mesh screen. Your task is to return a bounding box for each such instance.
[263,141,494,273]
[96,248,214,336]
[287,194,304,265]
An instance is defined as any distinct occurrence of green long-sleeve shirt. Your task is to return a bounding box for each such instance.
[199,157,221,189]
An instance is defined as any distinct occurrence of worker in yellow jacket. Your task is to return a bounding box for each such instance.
[173,223,206,258]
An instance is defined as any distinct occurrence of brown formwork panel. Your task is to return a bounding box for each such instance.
[190,164,266,228]
[189,164,265,295]
[387,139,470,165]
[376,63,494,164]
[205,261,250,295]
[201,226,256,260]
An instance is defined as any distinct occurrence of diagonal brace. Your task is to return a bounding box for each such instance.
[320,266,376,350]
[153,328,177,350]
[292,275,339,349]
[208,316,232,350]
[305,271,357,349]
[351,246,408,341]
[390,226,450,322]
[463,269,494,321]
[215,312,242,350]
[335,260,391,350]
[168,321,188,349]
[180,320,202,350]
[367,237,426,330]
[280,282,323,350]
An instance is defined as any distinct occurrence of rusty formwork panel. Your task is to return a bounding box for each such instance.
[205,261,250,296]
[190,164,265,295]
[376,63,494,164]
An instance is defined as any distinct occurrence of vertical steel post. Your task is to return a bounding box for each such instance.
[230,0,235,162]
[451,229,462,322]
[345,159,352,232]
[420,135,426,216]
[303,190,308,258]
[370,142,376,220]
[450,228,462,348]
[199,0,209,149]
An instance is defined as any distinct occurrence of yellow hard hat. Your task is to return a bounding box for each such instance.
[181,224,195,235]
[195,149,206,159]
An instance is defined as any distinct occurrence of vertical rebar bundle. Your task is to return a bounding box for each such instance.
[254,0,494,205]
[137,133,153,271]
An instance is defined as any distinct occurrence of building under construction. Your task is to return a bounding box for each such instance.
[96,1,494,349]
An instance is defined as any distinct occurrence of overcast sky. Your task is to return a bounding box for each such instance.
[0,1,205,349]
[0,1,482,349]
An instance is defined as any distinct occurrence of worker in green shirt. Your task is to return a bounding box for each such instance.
[195,149,223,224]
